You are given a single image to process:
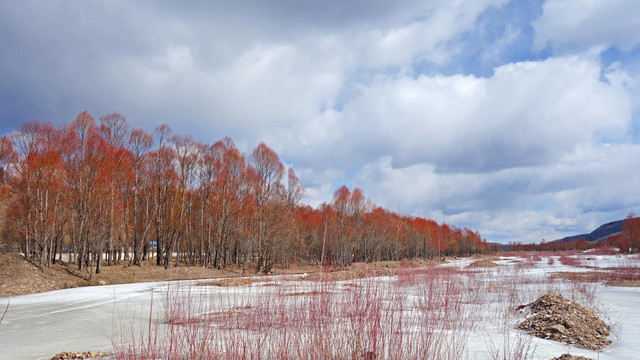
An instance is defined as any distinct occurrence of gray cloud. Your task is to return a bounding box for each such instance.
[1,1,638,243]
[354,142,640,243]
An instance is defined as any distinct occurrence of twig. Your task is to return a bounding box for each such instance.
[0,301,9,325]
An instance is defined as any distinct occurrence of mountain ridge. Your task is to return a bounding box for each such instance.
[553,219,624,243]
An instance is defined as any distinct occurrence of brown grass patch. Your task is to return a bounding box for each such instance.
[551,268,640,287]
[550,354,594,360]
[168,306,253,325]
[607,280,640,287]
[197,278,269,287]
[466,259,501,268]
[0,253,87,297]
[550,271,605,282]
[0,252,293,297]
[0,253,458,296]
[285,290,331,297]
[343,283,362,289]
[302,261,402,282]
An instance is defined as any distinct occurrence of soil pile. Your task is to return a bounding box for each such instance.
[49,351,109,359]
[304,261,401,281]
[550,355,594,360]
[516,291,610,350]
[466,258,501,268]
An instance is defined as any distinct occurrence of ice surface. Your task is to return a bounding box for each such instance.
[0,255,638,360]
[0,281,161,360]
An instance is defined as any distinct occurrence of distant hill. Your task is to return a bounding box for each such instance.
[553,219,624,243]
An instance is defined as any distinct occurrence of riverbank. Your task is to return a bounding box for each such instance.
[0,252,440,298]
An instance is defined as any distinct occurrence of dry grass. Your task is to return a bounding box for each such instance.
[466,259,502,268]
[0,253,444,297]
[0,253,87,297]
[608,280,640,287]
[196,278,270,287]
[0,253,275,297]
[285,290,332,297]
[551,268,640,287]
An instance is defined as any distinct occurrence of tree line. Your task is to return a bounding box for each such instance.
[0,111,487,278]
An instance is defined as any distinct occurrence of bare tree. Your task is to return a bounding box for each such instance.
[129,129,153,265]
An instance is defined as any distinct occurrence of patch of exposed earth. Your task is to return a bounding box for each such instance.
[49,351,109,359]
[0,253,87,297]
[0,252,444,297]
[549,355,594,360]
[466,258,501,268]
[551,269,640,287]
[516,291,611,350]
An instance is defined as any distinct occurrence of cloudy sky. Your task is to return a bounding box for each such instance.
[1,0,639,244]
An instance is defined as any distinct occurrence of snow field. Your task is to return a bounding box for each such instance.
[0,254,638,359]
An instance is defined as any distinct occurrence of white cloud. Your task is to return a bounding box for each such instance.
[352,141,640,243]
[2,1,640,243]
[340,53,636,242]
[533,0,640,52]
[359,0,509,67]
[293,54,631,174]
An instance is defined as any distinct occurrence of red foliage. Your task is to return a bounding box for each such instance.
[621,215,640,253]
[2,112,488,272]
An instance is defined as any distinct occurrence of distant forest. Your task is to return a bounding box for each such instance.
[0,111,487,277]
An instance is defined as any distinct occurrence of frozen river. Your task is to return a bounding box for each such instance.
[1,255,639,360]
[0,281,164,359]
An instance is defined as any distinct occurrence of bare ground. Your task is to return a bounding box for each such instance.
[0,253,279,297]
[0,252,444,298]
[466,258,502,268]
[0,253,88,297]
[550,355,594,360]
[49,351,109,360]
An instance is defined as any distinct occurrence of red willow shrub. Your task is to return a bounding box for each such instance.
[112,267,481,360]
[558,255,581,267]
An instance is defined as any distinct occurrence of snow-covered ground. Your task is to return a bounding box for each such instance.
[0,254,638,360]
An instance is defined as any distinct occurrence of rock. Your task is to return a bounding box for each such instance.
[550,324,566,334]
[563,320,575,329]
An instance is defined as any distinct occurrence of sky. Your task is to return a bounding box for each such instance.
[1,0,639,244]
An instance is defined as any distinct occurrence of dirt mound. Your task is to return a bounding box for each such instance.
[303,261,402,281]
[516,291,610,350]
[550,355,594,360]
[49,351,109,359]
[466,258,501,268]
